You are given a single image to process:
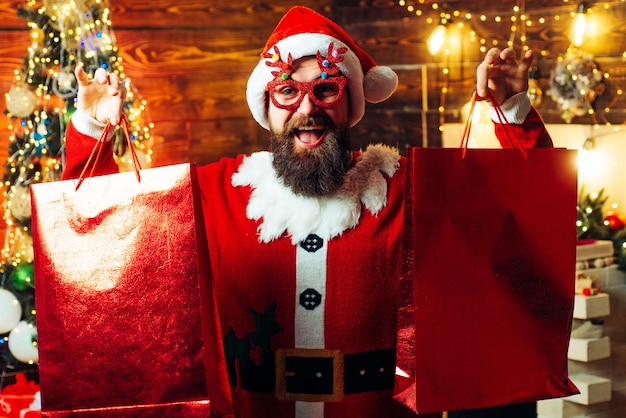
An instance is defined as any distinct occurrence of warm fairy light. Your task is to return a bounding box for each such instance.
[397,0,626,128]
[398,0,624,55]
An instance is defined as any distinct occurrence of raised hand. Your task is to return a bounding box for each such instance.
[476,47,533,105]
[74,66,127,126]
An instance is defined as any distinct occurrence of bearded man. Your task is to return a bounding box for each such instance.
[61,6,552,418]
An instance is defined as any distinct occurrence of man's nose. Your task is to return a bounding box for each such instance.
[296,92,318,115]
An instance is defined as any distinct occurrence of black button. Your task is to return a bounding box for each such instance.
[300,234,324,253]
[300,288,322,310]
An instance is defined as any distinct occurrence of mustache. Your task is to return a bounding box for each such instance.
[285,115,334,132]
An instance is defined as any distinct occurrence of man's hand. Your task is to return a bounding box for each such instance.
[476,47,533,105]
[75,66,127,125]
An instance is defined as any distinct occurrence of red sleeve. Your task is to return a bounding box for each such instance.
[494,107,553,149]
[61,120,120,180]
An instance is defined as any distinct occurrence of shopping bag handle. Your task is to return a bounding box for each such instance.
[75,114,142,191]
[460,90,529,160]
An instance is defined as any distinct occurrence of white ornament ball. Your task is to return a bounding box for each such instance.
[0,288,22,333]
[52,69,78,99]
[16,232,35,263]
[7,185,32,222]
[8,320,39,364]
[5,85,37,118]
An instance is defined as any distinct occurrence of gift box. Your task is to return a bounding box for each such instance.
[30,163,231,417]
[0,374,41,418]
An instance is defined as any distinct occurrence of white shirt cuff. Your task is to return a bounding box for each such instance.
[71,109,115,141]
[485,91,531,124]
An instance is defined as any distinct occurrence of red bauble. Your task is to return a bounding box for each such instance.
[605,211,626,231]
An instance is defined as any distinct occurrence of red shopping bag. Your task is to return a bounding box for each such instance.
[30,119,232,417]
[394,99,579,413]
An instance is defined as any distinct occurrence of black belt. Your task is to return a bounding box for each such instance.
[227,348,395,402]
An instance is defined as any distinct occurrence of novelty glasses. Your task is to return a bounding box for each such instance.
[266,76,348,111]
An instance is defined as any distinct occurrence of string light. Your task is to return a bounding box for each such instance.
[398,1,626,56]
[397,0,626,128]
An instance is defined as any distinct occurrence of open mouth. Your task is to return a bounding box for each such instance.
[294,126,326,149]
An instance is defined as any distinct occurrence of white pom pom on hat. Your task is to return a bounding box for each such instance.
[246,6,398,130]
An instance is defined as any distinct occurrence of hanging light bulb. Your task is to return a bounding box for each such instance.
[572,1,587,47]
[428,19,447,55]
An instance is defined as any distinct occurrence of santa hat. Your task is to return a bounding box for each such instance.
[246,6,398,130]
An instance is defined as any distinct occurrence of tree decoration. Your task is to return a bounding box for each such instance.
[10,263,35,292]
[0,289,22,334]
[6,185,32,223]
[547,48,606,123]
[577,187,610,240]
[604,210,626,231]
[51,68,79,99]
[5,86,37,119]
[8,321,38,364]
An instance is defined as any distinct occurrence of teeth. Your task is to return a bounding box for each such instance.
[299,126,321,131]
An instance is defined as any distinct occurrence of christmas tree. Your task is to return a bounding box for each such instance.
[1,0,153,390]
[577,187,626,271]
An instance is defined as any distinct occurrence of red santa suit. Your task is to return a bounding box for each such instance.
[62,92,551,418]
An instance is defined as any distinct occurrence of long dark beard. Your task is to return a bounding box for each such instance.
[270,115,351,197]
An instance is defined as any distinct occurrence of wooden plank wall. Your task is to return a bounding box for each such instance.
[4,1,626,168]
[3,0,626,219]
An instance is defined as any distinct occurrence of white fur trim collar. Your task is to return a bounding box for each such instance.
[231,144,400,244]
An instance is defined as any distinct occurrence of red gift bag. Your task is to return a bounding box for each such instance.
[30,158,232,417]
[394,104,579,413]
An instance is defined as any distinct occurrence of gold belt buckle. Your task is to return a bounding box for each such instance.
[275,348,344,402]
